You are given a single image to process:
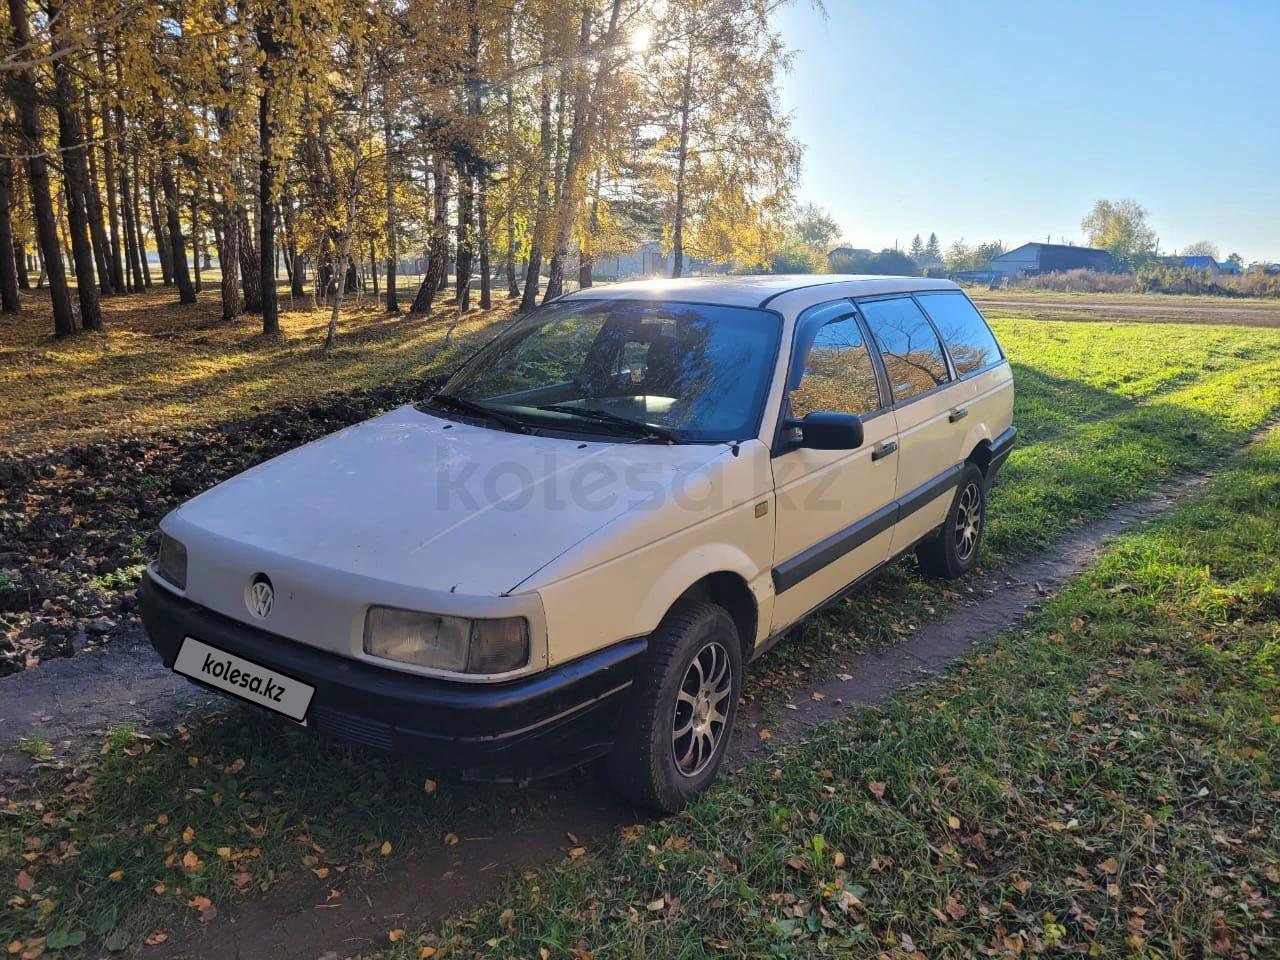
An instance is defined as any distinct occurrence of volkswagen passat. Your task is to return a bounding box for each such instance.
[142,275,1015,811]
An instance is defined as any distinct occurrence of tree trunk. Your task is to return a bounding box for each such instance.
[578,244,593,289]
[78,89,113,296]
[235,209,259,311]
[131,153,152,286]
[478,175,491,309]
[147,168,173,284]
[280,189,304,298]
[96,49,126,294]
[322,213,356,352]
[49,0,103,330]
[7,0,73,333]
[383,88,399,313]
[217,192,241,321]
[160,159,196,303]
[190,189,202,293]
[14,239,30,290]
[503,20,520,300]
[520,74,553,313]
[0,157,20,312]
[455,161,474,311]
[369,242,378,295]
[540,60,570,303]
[410,155,448,313]
[671,42,695,279]
[258,81,278,334]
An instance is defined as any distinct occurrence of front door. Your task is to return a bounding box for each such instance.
[770,301,899,633]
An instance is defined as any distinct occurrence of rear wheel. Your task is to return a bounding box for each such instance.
[607,601,741,812]
[916,462,987,579]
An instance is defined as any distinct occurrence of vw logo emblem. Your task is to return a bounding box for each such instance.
[247,573,274,619]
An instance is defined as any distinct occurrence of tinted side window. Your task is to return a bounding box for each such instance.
[861,297,951,403]
[916,292,1003,377]
[790,314,881,418]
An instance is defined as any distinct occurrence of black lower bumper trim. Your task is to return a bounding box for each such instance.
[987,425,1017,479]
[140,572,643,780]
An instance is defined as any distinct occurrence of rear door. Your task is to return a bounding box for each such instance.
[769,300,899,632]
[913,290,1013,443]
[859,295,965,554]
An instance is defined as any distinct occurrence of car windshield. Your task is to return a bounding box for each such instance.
[434,298,781,442]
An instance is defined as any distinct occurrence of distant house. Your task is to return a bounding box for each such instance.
[827,246,873,268]
[1218,260,1242,276]
[988,242,1116,279]
[1161,255,1220,275]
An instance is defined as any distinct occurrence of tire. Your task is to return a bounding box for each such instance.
[916,462,987,579]
[607,600,742,813]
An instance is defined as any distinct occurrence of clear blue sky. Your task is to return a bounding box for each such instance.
[777,0,1279,262]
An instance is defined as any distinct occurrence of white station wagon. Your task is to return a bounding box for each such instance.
[142,275,1015,811]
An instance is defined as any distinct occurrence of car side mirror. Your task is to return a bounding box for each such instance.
[784,411,864,451]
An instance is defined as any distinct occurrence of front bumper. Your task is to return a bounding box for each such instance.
[140,572,643,780]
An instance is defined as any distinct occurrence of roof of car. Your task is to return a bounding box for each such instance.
[559,274,960,309]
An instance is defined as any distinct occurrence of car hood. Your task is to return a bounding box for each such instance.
[170,404,733,596]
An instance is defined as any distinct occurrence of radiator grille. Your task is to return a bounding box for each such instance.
[310,704,395,751]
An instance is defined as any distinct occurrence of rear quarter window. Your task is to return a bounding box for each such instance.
[915,292,1004,377]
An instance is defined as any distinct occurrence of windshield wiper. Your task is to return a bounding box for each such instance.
[428,393,530,434]
[535,403,679,442]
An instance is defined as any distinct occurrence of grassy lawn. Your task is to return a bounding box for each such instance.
[0,282,512,455]
[416,428,1280,960]
[2,311,1280,955]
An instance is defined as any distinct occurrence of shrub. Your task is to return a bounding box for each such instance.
[1135,266,1280,298]
[828,248,921,277]
[1022,269,1135,293]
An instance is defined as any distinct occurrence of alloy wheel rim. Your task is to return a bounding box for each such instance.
[672,641,732,778]
[955,482,982,560]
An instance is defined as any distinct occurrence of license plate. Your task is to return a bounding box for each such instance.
[173,637,314,723]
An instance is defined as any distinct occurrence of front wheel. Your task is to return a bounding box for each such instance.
[607,601,742,813]
[916,462,987,579]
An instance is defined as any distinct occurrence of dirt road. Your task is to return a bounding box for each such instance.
[971,291,1280,327]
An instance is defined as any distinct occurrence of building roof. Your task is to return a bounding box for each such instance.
[992,242,1111,262]
[1166,255,1218,269]
[560,274,958,308]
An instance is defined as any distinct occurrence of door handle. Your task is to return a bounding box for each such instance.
[871,440,897,461]
[949,408,969,423]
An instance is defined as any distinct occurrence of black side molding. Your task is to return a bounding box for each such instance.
[772,501,899,594]
[772,464,964,594]
[897,463,963,519]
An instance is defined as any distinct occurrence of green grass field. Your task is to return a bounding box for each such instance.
[429,427,1280,960]
[3,311,1280,955]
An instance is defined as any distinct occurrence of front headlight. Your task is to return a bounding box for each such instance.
[157,533,188,590]
[363,606,530,675]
